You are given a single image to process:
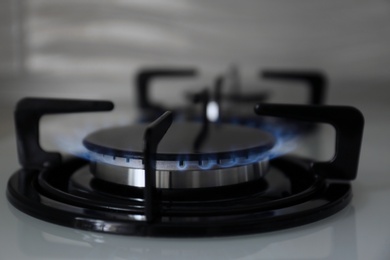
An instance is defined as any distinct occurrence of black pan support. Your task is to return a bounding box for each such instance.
[143,111,173,222]
[14,98,114,170]
[261,70,327,105]
[255,103,364,180]
[192,88,210,151]
[223,69,327,104]
[135,68,198,110]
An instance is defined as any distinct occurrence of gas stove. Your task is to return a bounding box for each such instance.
[3,65,390,259]
[135,67,326,129]
[6,66,364,237]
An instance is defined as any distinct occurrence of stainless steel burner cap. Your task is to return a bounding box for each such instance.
[83,122,275,188]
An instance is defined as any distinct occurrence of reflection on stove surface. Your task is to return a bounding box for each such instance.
[10,204,356,260]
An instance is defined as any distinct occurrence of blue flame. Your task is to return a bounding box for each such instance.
[174,151,270,171]
[261,123,299,155]
[44,112,131,161]
[47,112,302,171]
[174,118,302,171]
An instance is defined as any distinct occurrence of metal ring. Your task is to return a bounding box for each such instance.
[90,160,269,189]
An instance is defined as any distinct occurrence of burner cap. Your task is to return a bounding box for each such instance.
[83,123,275,170]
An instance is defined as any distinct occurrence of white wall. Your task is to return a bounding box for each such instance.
[1,0,390,106]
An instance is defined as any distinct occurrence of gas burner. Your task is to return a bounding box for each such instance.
[84,121,273,188]
[135,67,327,133]
[7,97,364,237]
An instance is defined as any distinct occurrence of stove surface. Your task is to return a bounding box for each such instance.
[1,0,390,259]
[1,83,390,259]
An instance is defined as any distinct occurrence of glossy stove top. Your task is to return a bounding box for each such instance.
[1,82,390,259]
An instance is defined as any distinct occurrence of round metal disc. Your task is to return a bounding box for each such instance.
[89,160,269,189]
[83,123,275,168]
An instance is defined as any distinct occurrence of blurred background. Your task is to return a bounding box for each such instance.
[1,0,390,108]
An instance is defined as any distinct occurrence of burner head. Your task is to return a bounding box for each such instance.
[83,122,275,188]
[83,122,275,171]
[8,98,364,237]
